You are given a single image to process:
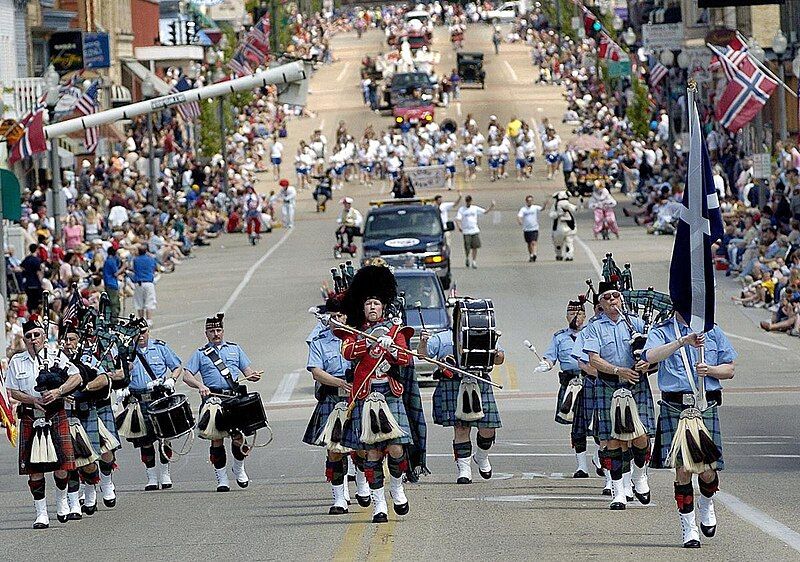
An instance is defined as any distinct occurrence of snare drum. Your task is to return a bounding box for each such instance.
[148,394,195,440]
[452,298,499,371]
[222,392,268,436]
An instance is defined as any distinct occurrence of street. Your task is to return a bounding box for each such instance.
[2,26,800,561]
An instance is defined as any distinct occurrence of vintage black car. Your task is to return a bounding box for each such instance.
[456,52,486,89]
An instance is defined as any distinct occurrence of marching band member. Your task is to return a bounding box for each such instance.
[582,281,655,510]
[338,265,415,523]
[535,299,589,477]
[642,314,736,548]
[303,296,369,515]
[418,327,505,485]
[123,326,182,491]
[7,319,82,528]
[183,313,262,492]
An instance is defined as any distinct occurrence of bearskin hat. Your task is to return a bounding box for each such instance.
[342,265,397,327]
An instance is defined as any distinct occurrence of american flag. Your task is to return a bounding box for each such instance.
[8,94,48,165]
[227,13,271,77]
[75,81,100,152]
[169,76,201,121]
[649,61,668,88]
[60,288,83,334]
[228,50,253,78]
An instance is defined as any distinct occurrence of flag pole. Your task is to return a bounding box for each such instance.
[733,31,796,98]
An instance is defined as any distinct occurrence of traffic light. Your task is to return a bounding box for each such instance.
[167,21,178,46]
[186,20,197,44]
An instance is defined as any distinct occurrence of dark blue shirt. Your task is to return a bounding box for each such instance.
[132,254,157,283]
[102,255,120,290]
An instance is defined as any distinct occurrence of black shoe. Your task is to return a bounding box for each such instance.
[67,512,82,521]
[626,495,635,503]
[33,521,49,529]
[478,468,492,480]
[528,255,535,262]
[609,501,626,510]
[633,489,651,505]
[602,488,612,496]
[532,254,537,262]
[683,539,701,548]
[144,484,159,491]
[328,506,348,515]
[456,477,472,484]
[573,470,589,479]
[235,480,248,489]
[57,514,69,523]
[595,466,604,477]
[555,256,563,261]
[102,497,116,508]
[372,513,389,523]
[216,485,230,492]
[356,494,371,507]
[700,524,716,538]
[393,502,409,516]
[161,483,173,490]
[82,504,97,516]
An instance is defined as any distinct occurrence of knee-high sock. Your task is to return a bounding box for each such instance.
[387,451,409,478]
[28,478,46,500]
[453,440,472,459]
[68,470,81,493]
[476,433,495,451]
[674,482,694,513]
[140,445,156,468]
[604,448,624,480]
[572,435,587,454]
[231,441,246,461]
[699,473,719,498]
[54,474,69,491]
[622,448,632,474]
[98,459,114,476]
[364,459,384,490]
[326,459,345,485]
[79,465,101,485]
[209,445,226,469]
[632,443,649,468]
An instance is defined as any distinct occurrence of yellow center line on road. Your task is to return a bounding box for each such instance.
[332,507,371,562]
[506,362,519,391]
[367,517,397,561]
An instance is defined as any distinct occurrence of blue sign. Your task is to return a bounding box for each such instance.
[82,33,110,69]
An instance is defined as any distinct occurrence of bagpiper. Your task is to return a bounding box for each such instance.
[337,265,416,523]
[6,318,83,528]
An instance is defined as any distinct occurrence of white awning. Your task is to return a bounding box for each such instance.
[111,85,132,104]
[121,59,171,96]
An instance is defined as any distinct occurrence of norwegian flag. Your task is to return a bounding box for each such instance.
[8,95,48,166]
[75,81,100,152]
[169,76,201,121]
[649,60,668,88]
[714,51,777,132]
[598,32,624,61]
[709,37,748,80]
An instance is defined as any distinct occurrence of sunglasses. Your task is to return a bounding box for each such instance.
[601,291,621,300]
[24,331,44,340]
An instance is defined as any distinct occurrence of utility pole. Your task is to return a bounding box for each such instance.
[270,0,280,55]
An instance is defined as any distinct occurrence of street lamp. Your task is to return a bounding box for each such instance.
[659,50,675,66]
[212,66,229,192]
[749,39,766,63]
[44,65,62,242]
[772,31,788,141]
[623,27,636,46]
[141,76,159,208]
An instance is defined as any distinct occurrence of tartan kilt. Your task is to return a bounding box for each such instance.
[303,393,341,446]
[652,401,724,471]
[340,385,413,450]
[73,404,101,454]
[595,378,656,442]
[97,403,121,452]
[18,407,76,475]
[432,377,502,429]
[571,376,597,442]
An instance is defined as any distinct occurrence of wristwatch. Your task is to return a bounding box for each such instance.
[613,366,619,376]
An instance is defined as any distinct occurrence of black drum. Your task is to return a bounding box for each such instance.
[148,394,195,440]
[452,298,499,371]
[222,392,268,436]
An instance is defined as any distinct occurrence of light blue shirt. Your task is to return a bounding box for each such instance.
[582,312,646,370]
[570,316,599,364]
[306,324,350,379]
[130,339,182,391]
[543,328,580,372]
[185,341,251,390]
[426,330,455,360]
[642,321,737,393]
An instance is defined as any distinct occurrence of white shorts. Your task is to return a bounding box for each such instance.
[133,282,157,311]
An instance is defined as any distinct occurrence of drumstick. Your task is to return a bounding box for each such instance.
[522,340,543,362]
[238,370,264,382]
[414,301,426,331]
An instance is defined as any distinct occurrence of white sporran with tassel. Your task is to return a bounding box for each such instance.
[609,387,647,441]
[30,418,59,465]
[315,401,352,454]
[360,392,405,445]
[455,378,484,422]
[197,397,228,440]
[69,419,99,468]
[97,417,120,454]
[558,377,583,423]
[115,399,147,439]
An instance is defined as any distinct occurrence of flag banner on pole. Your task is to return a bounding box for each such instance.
[227,13,271,77]
[75,81,100,152]
[169,76,201,121]
[8,97,47,165]
[712,47,777,132]
[669,86,725,333]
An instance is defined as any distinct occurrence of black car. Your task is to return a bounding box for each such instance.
[361,199,453,289]
[456,52,485,89]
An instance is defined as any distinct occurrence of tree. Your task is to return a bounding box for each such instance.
[627,77,651,139]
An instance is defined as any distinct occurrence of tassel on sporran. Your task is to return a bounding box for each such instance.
[30,419,59,465]
[197,397,228,440]
[116,399,147,439]
[97,417,120,454]
[455,378,484,422]
[610,388,647,441]
[315,401,352,454]
[558,377,583,423]
[360,392,405,444]
[667,406,721,474]
[69,419,99,467]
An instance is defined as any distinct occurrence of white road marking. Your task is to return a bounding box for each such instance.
[455,494,652,506]
[575,234,787,351]
[492,210,502,225]
[336,61,350,82]
[456,101,462,116]
[717,491,800,553]
[153,229,293,334]
[428,453,573,457]
[270,371,302,403]
[504,60,518,82]
[726,332,788,351]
